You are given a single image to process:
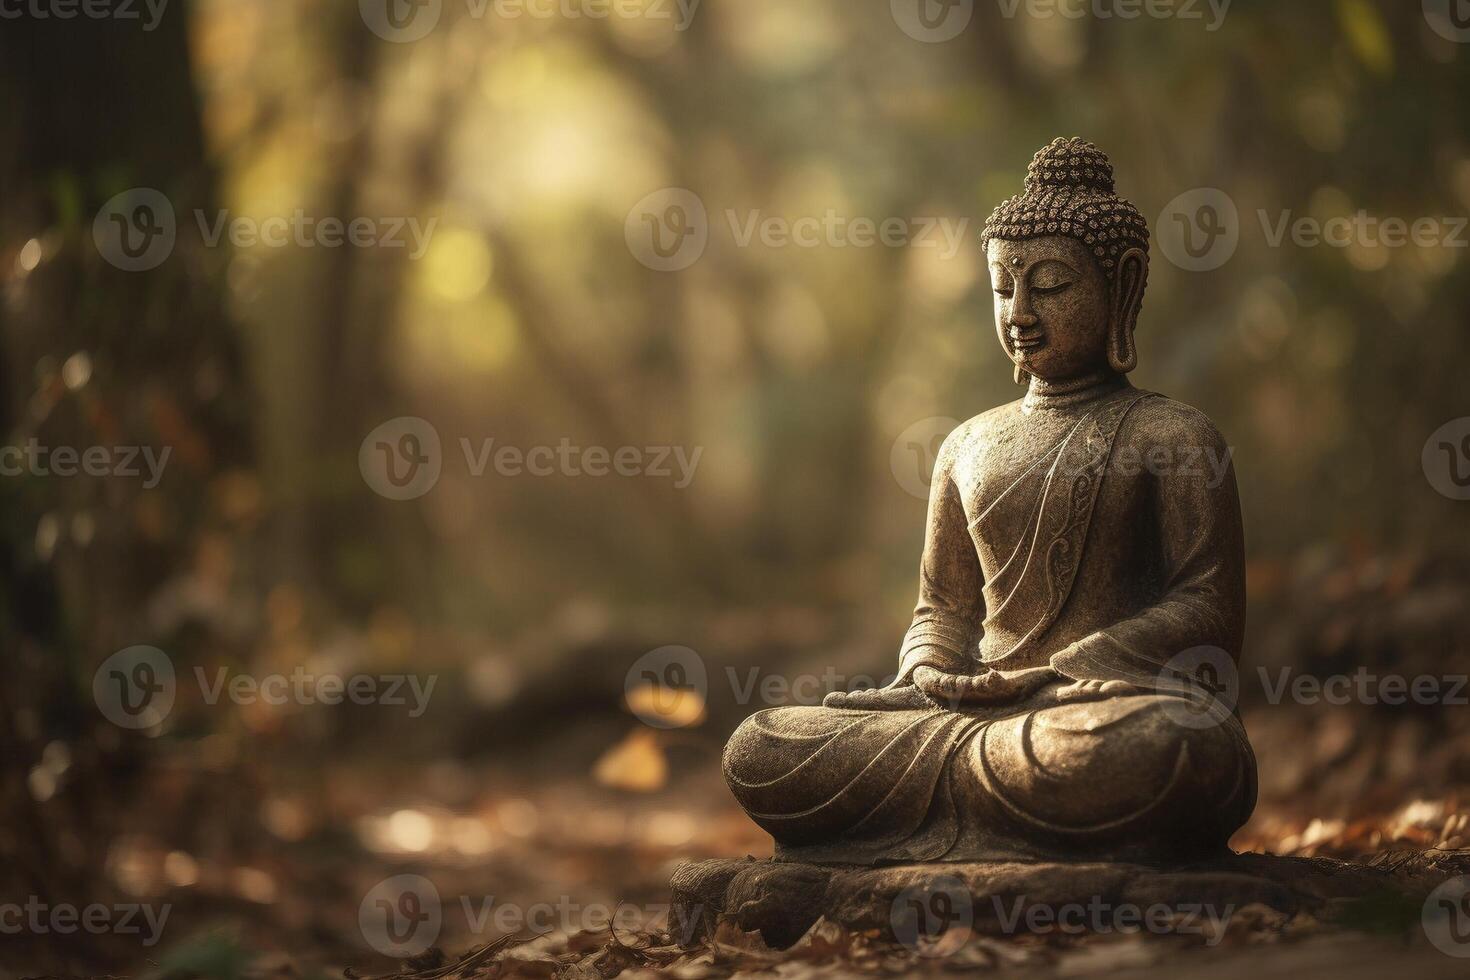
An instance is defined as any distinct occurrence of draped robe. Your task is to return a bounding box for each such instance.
[723,379,1258,864]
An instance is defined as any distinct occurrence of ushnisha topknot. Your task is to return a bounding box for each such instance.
[981,137,1150,281]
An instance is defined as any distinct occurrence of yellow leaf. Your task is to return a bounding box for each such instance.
[593,729,668,792]
[625,682,706,729]
[1336,0,1393,76]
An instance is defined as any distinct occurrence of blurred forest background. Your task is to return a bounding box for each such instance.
[2,0,1470,974]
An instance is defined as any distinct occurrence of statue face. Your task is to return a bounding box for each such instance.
[987,236,1112,383]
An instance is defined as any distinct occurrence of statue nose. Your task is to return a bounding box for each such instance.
[1009,311,1039,330]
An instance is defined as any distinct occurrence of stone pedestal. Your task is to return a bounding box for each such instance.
[670,852,1461,949]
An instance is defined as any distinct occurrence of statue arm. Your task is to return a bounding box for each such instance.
[824,431,988,711]
[1050,415,1246,690]
[895,429,986,684]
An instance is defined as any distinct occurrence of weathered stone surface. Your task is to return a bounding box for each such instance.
[685,139,1468,959]
[720,139,1257,867]
[671,852,1468,949]
[1119,871,1296,916]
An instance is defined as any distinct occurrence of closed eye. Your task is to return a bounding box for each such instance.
[1032,281,1073,296]
[994,286,1014,298]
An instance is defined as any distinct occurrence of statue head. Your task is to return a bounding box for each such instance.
[981,138,1150,386]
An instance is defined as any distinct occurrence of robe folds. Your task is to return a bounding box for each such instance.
[723,380,1258,863]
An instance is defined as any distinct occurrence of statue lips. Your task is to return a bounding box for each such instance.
[1009,331,1045,358]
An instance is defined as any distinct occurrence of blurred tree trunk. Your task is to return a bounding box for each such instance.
[292,8,444,621]
[0,7,253,969]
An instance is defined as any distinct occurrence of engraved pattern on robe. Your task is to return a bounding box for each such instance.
[723,383,1257,862]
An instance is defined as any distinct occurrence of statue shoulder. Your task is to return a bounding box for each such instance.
[1123,392,1231,452]
[930,401,1016,480]
[942,400,1019,453]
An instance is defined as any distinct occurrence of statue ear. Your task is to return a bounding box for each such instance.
[1014,364,1029,386]
[1108,247,1147,374]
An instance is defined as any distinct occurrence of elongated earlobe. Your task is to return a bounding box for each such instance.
[1108,324,1137,374]
[1108,248,1148,374]
[1014,364,1029,386]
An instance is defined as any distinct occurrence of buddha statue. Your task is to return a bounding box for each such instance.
[722,138,1257,865]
